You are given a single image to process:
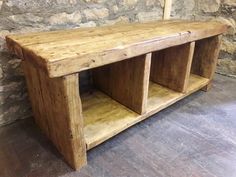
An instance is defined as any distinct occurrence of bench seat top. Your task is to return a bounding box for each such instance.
[6,20,228,77]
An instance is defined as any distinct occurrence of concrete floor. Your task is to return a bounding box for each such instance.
[0,74,236,177]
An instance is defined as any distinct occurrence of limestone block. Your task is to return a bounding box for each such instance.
[84,8,109,20]
[48,11,82,25]
[198,0,221,13]
[137,11,162,22]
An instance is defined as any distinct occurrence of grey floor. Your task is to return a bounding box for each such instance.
[1,74,236,177]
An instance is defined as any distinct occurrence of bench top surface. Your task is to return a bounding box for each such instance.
[6,20,227,77]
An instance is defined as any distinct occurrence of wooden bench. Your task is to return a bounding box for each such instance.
[6,20,227,170]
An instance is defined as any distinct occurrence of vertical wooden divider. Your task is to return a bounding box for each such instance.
[191,35,222,91]
[150,42,195,93]
[92,53,152,114]
[22,60,87,170]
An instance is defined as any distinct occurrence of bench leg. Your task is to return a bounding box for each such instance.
[191,35,222,91]
[23,60,87,170]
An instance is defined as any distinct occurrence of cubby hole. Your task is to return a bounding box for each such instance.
[147,43,209,113]
[190,36,219,88]
[79,55,149,150]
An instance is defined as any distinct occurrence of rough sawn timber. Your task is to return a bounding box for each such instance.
[6,20,227,77]
[5,20,228,171]
[22,60,87,170]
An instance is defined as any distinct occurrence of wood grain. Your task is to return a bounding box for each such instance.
[5,21,226,171]
[191,35,222,91]
[23,60,87,170]
[6,21,227,77]
[93,54,151,114]
[150,42,195,93]
[83,74,209,150]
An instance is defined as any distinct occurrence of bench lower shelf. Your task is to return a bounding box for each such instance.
[82,74,209,150]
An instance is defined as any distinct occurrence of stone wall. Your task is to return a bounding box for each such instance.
[0,0,235,126]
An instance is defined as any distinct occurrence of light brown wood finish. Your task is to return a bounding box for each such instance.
[150,42,195,92]
[5,20,227,171]
[83,74,209,150]
[23,60,87,170]
[5,20,218,48]
[191,35,222,91]
[6,21,227,77]
[93,54,151,114]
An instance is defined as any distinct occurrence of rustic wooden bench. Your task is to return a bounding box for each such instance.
[6,20,227,170]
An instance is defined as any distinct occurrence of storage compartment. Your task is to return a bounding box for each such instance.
[80,39,219,150]
[150,43,195,93]
[147,42,209,113]
[190,36,221,91]
[81,89,139,150]
[79,54,151,150]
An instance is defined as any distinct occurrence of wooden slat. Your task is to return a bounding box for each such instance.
[150,42,195,92]
[191,35,222,91]
[83,74,210,150]
[23,60,87,170]
[93,54,151,114]
[6,21,227,77]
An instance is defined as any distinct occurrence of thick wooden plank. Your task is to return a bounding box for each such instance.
[6,21,227,77]
[93,54,151,114]
[83,74,210,150]
[191,35,222,91]
[23,60,87,170]
[6,20,185,46]
[150,42,195,93]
